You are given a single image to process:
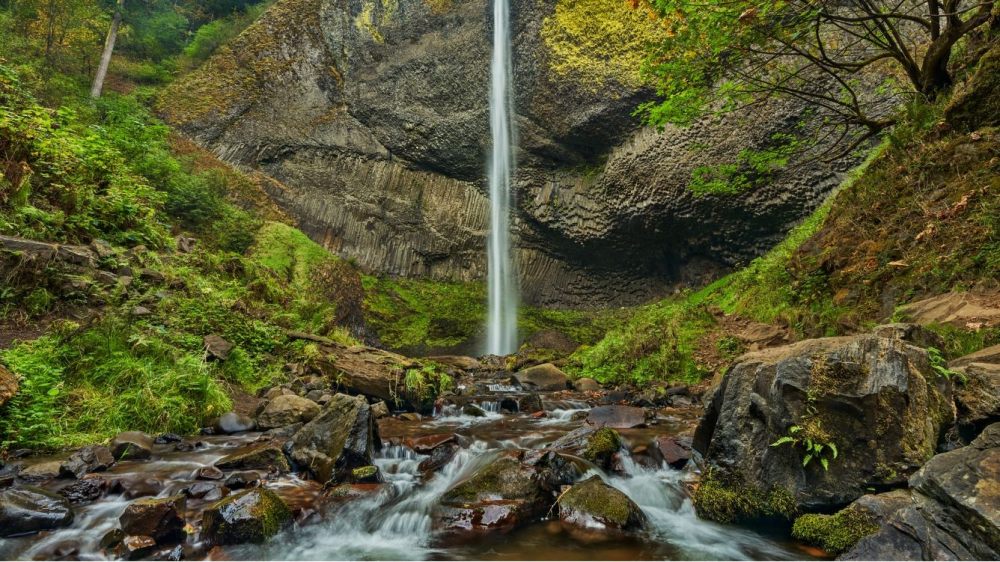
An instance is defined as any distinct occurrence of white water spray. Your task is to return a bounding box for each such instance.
[486,0,518,355]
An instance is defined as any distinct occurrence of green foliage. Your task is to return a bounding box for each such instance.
[0,319,231,449]
[688,134,805,197]
[693,471,798,524]
[926,347,967,385]
[771,423,839,471]
[792,509,880,554]
[181,2,271,68]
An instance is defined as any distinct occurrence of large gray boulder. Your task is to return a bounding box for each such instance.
[288,393,380,484]
[256,394,321,429]
[0,486,74,537]
[693,326,954,521]
[159,0,859,307]
[840,423,1000,560]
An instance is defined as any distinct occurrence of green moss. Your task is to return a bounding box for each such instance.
[582,427,622,463]
[792,508,880,554]
[204,488,292,544]
[559,476,640,527]
[945,43,1000,131]
[693,472,797,524]
[541,0,666,90]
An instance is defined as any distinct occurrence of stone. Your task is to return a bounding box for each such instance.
[512,363,570,391]
[350,465,383,484]
[693,328,955,520]
[371,401,390,419]
[557,475,646,533]
[435,456,551,534]
[305,389,325,402]
[119,495,187,543]
[110,432,154,461]
[403,433,456,454]
[215,442,289,473]
[61,445,115,478]
[0,486,74,537]
[131,306,152,317]
[573,377,601,392]
[18,460,64,481]
[586,405,647,429]
[257,394,322,429]
[953,361,1000,438]
[314,345,442,413]
[200,488,292,546]
[215,412,256,434]
[425,355,482,371]
[224,472,260,490]
[154,433,183,444]
[185,481,225,500]
[59,477,108,504]
[897,292,1000,331]
[204,335,234,361]
[517,393,543,413]
[950,343,1000,369]
[288,394,380,484]
[118,535,158,560]
[418,443,460,473]
[652,435,693,468]
[462,404,487,417]
[197,466,225,480]
[0,364,17,409]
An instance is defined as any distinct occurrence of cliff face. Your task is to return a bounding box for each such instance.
[160,0,854,307]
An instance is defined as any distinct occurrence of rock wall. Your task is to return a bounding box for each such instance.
[160,0,856,307]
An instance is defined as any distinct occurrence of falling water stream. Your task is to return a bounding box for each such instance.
[486,0,518,355]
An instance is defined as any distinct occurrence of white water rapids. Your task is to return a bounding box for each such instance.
[485,0,518,355]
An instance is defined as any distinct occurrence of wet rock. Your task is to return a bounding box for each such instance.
[418,442,460,473]
[314,345,440,413]
[404,433,457,454]
[18,460,64,481]
[59,476,108,504]
[257,394,321,429]
[436,455,551,533]
[224,472,260,490]
[204,334,234,361]
[201,488,292,545]
[197,466,225,480]
[586,405,647,429]
[398,412,422,421]
[693,328,955,519]
[215,412,257,434]
[582,428,623,469]
[305,389,325,402]
[288,393,380,484]
[147,544,184,561]
[350,465,383,484]
[558,476,646,533]
[119,494,187,543]
[512,363,569,391]
[100,528,126,550]
[0,486,74,537]
[263,422,303,440]
[215,442,290,473]
[518,393,543,414]
[61,445,114,478]
[108,477,165,499]
[652,435,693,468]
[371,401,390,419]
[185,481,226,500]
[154,433,183,444]
[110,431,154,461]
[118,535,158,560]
[573,377,601,392]
[462,404,487,417]
[0,364,17,409]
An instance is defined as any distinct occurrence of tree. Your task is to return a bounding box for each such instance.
[639,0,997,155]
[90,0,123,98]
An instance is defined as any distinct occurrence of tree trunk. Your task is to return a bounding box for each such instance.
[90,0,125,99]
[919,34,955,96]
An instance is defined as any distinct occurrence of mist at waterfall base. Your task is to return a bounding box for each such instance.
[485,0,518,356]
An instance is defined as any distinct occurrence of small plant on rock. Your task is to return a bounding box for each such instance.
[771,422,838,471]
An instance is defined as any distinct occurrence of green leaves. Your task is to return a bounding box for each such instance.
[771,422,838,471]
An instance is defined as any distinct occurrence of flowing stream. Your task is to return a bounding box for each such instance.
[486,0,518,355]
[1,402,815,561]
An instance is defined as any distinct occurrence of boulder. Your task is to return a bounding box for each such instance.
[557,476,646,533]
[59,477,108,504]
[196,466,225,480]
[403,433,457,454]
[350,465,383,484]
[536,426,622,471]
[18,460,64,481]
[652,435,693,468]
[110,432,154,461]
[371,401,390,419]
[288,394,380,483]
[256,395,321,429]
[215,442,290,473]
[61,445,115,478]
[200,488,292,545]
[435,455,551,533]
[573,377,601,392]
[693,328,955,520]
[462,404,487,417]
[0,486,74,536]
[224,472,260,490]
[215,412,256,434]
[119,495,187,543]
[950,343,1000,369]
[0,364,17,409]
[586,405,647,429]
[185,481,226,500]
[203,335,234,361]
[426,356,482,371]
[953,361,1000,438]
[117,535,158,560]
[418,443,460,473]
[316,345,445,413]
[512,363,569,391]
[897,291,1000,331]
[839,429,1000,562]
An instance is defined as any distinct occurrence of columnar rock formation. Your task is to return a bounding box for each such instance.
[160,0,856,306]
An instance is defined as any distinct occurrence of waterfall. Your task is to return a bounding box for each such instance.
[486,0,518,355]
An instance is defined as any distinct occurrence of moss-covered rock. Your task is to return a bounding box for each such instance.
[435,455,551,533]
[214,442,290,473]
[582,427,622,468]
[557,476,646,532]
[792,508,879,555]
[200,488,292,546]
[692,472,797,524]
[945,43,1000,132]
